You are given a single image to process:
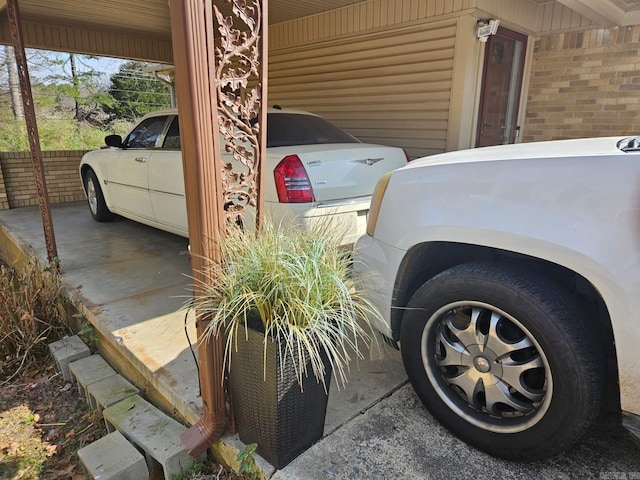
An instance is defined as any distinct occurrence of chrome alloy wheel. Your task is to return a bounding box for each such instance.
[86,176,98,216]
[422,301,552,433]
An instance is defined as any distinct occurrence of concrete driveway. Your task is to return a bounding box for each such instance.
[0,202,638,478]
[276,387,640,479]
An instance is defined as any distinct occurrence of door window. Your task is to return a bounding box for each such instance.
[126,116,168,149]
[476,28,527,147]
[163,117,181,150]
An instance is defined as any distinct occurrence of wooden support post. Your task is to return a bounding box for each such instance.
[169,0,268,456]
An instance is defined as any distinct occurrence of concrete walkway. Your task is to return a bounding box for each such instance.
[1,202,638,478]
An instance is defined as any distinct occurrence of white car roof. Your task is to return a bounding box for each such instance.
[136,106,318,122]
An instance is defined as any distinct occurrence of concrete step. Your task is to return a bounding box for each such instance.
[78,430,149,480]
[103,394,202,480]
[50,339,200,479]
[87,374,140,410]
[67,352,139,410]
[48,335,91,381]
[69,353,117,400]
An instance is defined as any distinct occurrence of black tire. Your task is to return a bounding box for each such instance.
[84,169,113,222]
[400,261,604,460]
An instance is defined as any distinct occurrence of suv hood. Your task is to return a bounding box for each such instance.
[405,136,628,170]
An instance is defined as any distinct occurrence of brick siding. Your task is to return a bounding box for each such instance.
[524,26,640,142]
[0,151,87,210]
[0,162,8,210]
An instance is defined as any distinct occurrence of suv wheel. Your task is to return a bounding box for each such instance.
[400,261,604,460]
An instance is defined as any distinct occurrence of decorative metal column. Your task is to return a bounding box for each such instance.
[169,0,267,456]
[6,0,59,267]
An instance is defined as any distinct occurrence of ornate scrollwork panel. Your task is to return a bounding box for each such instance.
[213,0,265,225]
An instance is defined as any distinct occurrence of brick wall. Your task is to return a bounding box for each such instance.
[524,25,640,142]
[0,151,87,210]
[0,161,8,210]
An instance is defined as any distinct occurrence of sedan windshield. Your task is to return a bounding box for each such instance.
[267,113,359,147]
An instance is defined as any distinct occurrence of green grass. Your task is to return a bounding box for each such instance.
[0,116,129,152]
[0,405,51,480]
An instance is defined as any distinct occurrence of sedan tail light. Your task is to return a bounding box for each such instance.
[403,149,411,162]
[274,155,315,203]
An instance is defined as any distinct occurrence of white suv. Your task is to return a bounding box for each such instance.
[354,136,640,460]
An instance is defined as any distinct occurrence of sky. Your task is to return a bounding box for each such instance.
[24,49,127,83]
[76,55,126,76]
[0,47,127,85]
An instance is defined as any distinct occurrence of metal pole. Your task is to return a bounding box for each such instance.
[6,0,58,267]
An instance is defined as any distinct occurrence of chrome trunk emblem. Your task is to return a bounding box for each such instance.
[351,157,383,166]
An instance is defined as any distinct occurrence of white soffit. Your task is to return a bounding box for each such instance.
[557,0,640,26]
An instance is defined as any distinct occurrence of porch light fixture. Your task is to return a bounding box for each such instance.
[476,19,500,42]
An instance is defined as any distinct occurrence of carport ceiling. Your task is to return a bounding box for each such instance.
[1,0,639,60]
[0,0,368,47]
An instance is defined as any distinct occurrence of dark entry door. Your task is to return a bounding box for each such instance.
[476,27,527,147]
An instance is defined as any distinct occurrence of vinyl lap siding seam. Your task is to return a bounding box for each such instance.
[269,20,456,158]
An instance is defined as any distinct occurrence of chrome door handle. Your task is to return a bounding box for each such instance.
[134,157,147,163]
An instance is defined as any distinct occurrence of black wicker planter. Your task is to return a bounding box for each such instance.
[228,325,332,469]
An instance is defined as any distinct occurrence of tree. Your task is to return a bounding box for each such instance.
[4,46,25,119]
[42,53,112,126]
[105,61,171,121]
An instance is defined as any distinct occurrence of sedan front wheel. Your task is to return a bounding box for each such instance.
[401,261,604,460]
[84,169,113,222]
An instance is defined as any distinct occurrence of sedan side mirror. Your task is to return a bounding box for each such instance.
[104,134,124,148]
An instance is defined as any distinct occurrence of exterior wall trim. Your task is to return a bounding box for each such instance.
[448,15,484,151]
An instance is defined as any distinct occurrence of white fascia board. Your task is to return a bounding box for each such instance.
[557,0,624,27]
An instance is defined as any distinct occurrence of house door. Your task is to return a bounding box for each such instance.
[476,27,527,147]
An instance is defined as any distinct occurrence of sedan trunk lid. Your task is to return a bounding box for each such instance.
[268,143,407,203]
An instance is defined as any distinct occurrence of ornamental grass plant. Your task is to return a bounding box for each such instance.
[194,219,384,391]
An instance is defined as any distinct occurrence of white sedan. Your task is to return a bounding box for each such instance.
[355,136,640,460]
[79,107,408,244]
